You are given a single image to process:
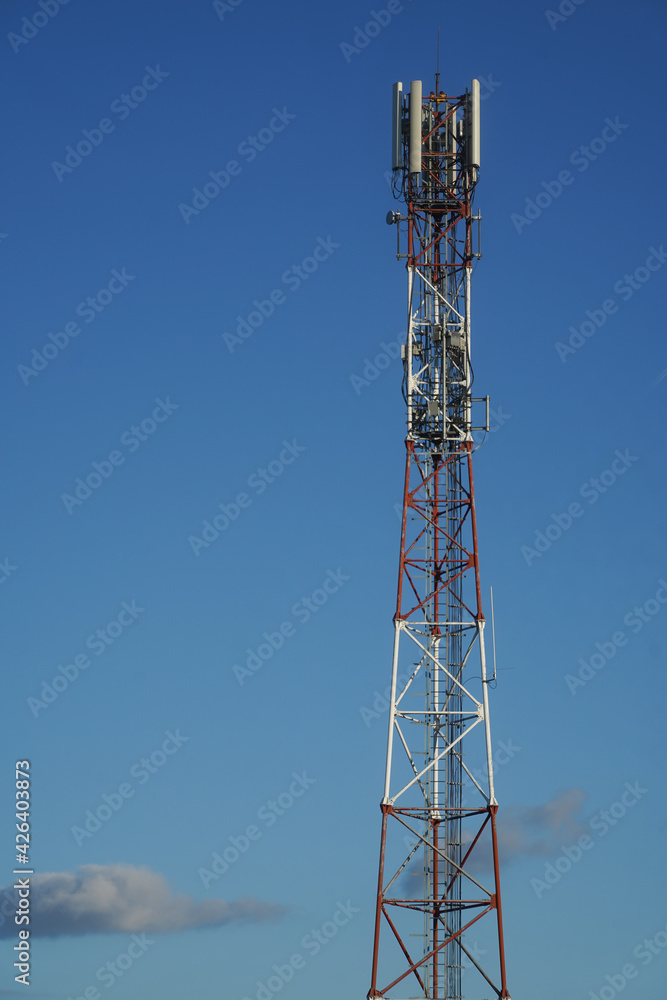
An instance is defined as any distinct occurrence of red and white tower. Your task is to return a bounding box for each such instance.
[368,78,511,1000]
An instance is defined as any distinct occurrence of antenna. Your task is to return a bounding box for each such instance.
[491,584,497,682]
[391,82,403,169]
[409,80,422,175]
[435,27,440,94]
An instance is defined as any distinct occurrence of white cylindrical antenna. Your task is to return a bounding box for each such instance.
[469,78,480,169]
[447,105,456,189]
[392,82,403,169]
[409,80,422,175]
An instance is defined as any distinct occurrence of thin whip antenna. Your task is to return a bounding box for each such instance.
[435,27,440,94]
[490,585,497,683]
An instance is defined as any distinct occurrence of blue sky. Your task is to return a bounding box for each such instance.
[1,0,666,997]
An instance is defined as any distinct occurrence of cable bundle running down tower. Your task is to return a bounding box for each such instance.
[367,79,511,1000]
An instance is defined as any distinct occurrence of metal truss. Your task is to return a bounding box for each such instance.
[368,79,510,1000]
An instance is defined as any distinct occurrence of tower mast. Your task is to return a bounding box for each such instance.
[368,78,510,1000]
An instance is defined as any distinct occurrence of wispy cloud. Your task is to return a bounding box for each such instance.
[402,788,588,882]
[0,864,285,938]
[494,787,588,862]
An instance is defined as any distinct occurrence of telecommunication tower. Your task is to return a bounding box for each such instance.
[367,78,511,1000]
